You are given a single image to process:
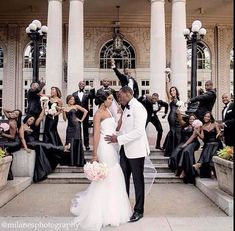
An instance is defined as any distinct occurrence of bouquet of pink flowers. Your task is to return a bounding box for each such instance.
[192,119,203,129]
[0,123,10,133]
[84,161,108,181]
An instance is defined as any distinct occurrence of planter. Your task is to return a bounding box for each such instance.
[0,155,12,191]
[213,156,233,196]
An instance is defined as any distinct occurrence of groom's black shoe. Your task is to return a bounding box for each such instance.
[129,212,143,222]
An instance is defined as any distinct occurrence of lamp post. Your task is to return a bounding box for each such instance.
[26,20,48,82]
[183,20,206,112]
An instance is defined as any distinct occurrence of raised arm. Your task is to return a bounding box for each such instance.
[3,108,12,119]
[111,58,128,85]
[165,78,171,102]
[35,109,45,127]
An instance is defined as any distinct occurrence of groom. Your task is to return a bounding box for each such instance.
[105,86,150,222]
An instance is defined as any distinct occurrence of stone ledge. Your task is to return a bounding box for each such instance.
[12,149,35,178]
[0,177,31,208]
[195,178,233,216]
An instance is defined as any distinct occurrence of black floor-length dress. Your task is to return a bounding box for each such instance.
[64,109,85,166]
[163,99,182,157]
[25,130,64,182]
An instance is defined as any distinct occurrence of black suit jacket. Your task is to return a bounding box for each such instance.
[190,89,216,118]
[72,88,95,118]
[138,96,153,119]
[112,67,139,98]
[222,102,234,146]
[26,82,45,117]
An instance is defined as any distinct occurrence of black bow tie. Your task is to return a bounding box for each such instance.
[79,89,84,92]
[125,104,130,110]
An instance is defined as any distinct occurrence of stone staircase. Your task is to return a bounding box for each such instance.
[40,149,182,184]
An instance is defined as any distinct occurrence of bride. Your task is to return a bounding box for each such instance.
[70,90,132,230]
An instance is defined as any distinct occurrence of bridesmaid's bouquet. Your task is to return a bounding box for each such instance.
[176,100,187,114]
[84,161,108,181]
[192,119,203,129]
[0,123,10,133]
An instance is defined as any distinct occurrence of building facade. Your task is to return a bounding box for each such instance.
[0,0,233,119]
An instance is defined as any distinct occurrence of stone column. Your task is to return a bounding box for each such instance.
[45,0,63,93]
[171,0,188,102]
[150,0,166,100]
[67,0,84,94]
[2,25,17,109]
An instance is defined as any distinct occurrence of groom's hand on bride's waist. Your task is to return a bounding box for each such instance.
[104,134,118,143]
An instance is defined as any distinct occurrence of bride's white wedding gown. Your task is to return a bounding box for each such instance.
[70,116,132,230]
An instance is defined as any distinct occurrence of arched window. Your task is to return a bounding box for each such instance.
[230,48,234,98]
[24,38,47,68]
[187,42,211,69]
[0,47,3,116]
[187,41,212,97]
[100,40,136,69]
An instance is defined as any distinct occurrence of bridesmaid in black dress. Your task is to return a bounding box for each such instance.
[194,111,222,178]
[19,112,65,182]
[43,86,63,146]
[163,79,182,157]
[60,95,88,166]
[0,109,22,180]
[169,112,200,184]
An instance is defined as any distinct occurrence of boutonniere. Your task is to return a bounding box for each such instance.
[127,114,131,117]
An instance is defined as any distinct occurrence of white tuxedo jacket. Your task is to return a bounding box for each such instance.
[117,98,150,159]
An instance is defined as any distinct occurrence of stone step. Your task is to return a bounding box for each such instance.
[0,177,32,208]
[54,163,171,174]
[84,149,165,157]
[41,172,182,184]
[84,155,169,165]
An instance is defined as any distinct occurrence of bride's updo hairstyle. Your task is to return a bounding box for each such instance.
[95,90,112,106]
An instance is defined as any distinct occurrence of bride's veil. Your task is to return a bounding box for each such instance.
[130,156,157,199]
[108,97,121,122]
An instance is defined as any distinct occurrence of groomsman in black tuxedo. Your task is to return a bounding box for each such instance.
[72,81,95,150]
[188,80,216,121]
[221,93,234,146]
[26,80,45,139]
[110,57,139,98]
[138,93,168,150]
[96,78,117,101]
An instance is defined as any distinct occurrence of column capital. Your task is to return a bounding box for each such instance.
[69,0,84,2]
[48,0,63,3]
[151,0,165,3]
[172,0,186,3]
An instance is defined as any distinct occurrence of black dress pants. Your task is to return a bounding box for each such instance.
[119,145,145,214]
